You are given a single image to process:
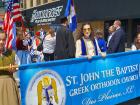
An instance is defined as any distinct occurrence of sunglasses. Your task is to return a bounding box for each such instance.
[83,28,91,32]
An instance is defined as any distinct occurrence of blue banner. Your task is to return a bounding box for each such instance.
[19,51,140,105]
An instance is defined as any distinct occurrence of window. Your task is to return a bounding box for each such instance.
[20,2,23,8]
[30,0,33,7]
[37,0,41,5]
[43,0,48,3]
[51,0,59,1]
[24,0,26,9]
[19,0,23,8]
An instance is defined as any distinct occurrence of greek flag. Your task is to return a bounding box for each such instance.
[64,0,77,32]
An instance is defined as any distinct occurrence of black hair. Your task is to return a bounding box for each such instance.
[60,17,68,24]
[76,23,94,40]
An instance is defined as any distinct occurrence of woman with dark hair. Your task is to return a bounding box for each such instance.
[75,23,106,58]
[131,33,140,50]
[16,28,31,64]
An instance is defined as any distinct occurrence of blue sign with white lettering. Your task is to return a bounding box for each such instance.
[19,51,140,105]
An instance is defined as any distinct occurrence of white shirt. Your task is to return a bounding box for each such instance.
[116,26,121,30]
[107,32,115,47]
[43,34,56,54]
[131,44,137,51]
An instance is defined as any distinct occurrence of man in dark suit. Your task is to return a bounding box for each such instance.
[54,17,75,60]
[107,20,125,54]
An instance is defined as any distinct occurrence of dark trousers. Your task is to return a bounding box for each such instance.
[43,53,54,61]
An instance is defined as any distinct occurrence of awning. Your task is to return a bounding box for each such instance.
[75,0,140,22]
[22,0,140,27]
[22,1,66,27]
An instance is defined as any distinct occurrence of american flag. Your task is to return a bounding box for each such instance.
[3,0,21,49]
[12,0,22,22]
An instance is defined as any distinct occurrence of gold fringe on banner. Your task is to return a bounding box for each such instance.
[0,65,19,70]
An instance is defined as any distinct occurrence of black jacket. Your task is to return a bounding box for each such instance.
[54,25,75,60]
[107,28,125,54]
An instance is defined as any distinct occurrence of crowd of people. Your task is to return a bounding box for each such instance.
[7,19,139,66]
[0,18,140,105]
[13,19,130,65]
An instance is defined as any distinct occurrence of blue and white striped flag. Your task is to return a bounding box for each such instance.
[64,0,77,32]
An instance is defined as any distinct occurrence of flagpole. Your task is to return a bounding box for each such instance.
[21,19,26,33]
[0,65,19,70]
[64,0,77,32]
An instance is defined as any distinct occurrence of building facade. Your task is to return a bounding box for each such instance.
[20,0,62,32]
[21,0,104,43]
[0,2,5,29]
[21,0,140,48]
[20,0,60,9]
[75,0,140,47]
